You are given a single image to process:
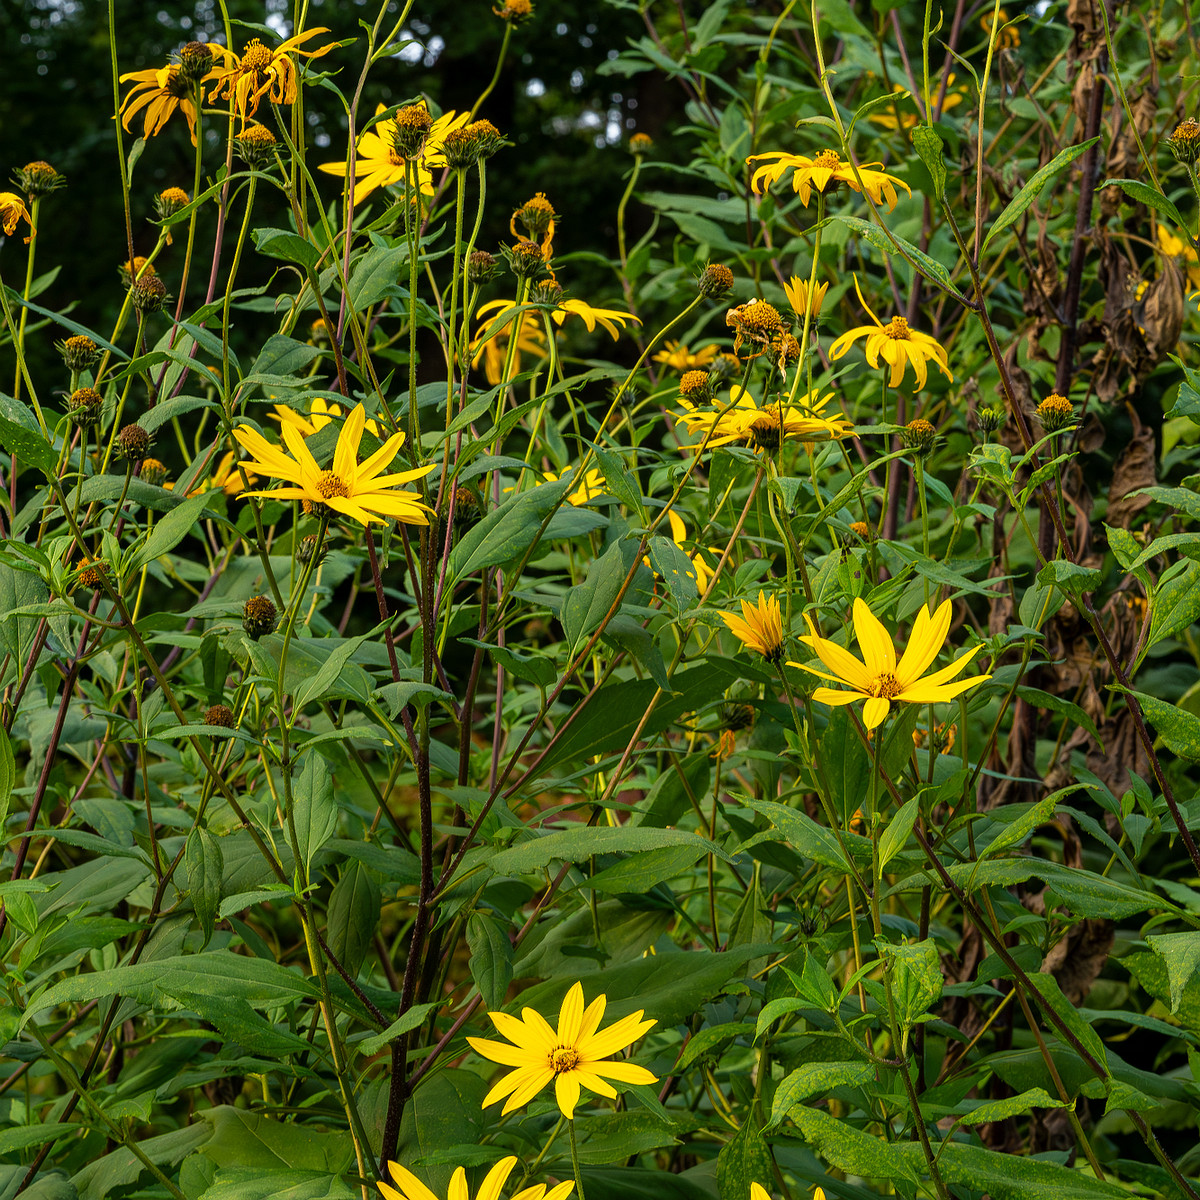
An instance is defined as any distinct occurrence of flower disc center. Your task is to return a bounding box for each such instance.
[871,672,903,699]
[316,470,350,500]
[242,41,273,73]
[813,149,842,170]
[884,317,910,340]
[550,1046,580,1073]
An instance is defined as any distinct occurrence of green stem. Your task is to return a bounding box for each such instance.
[568,1116,587,1200]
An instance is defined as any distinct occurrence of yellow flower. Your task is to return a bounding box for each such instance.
[471,300,548,385]
[166,451,257,497]
[119,47,232,144]
[551,298,641,339]
[209,29,337,124]
[653,340,720,372]
[1157,225,1200,291]
[467,980,657,1120]
[0,193,35,241]
[381,1156,573,1200]
[677,385,851,451]
[784,276,828,321]
[318,103,470,205]
[794,597,990,729]
[981,8,1020,48]
[747,149,910,211]
[545,467,608,506]
[271,398,383,439]
[232,402,434,527]
[722,591,784,662]
[828,277,952,390]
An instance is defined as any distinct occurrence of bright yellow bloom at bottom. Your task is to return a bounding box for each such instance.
[233,402,434,527]
[467,980,657,1119]
[794,597,989,729]
[382,1156,573,1200]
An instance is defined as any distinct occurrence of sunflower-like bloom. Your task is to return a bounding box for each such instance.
[784,276,828,321]
[653,340,720,372]
[794,597,989,729]
[471,300,548,385]
[119,46,232,144]
[551,298,641,339]
[467,981,657,1120]
[318,103,470,204]
[677,385,851,451]
[747,148,910,211]
[233,402,434,527]
[869,76,966,132]
[828,277,952,390]
[545,467,608,506]
[722,591,784,662]
[271,397,383,439]
[382,1157,573,1200]
[0,193,35,241]
[209,29,337,124]
[1157,225,1200,291]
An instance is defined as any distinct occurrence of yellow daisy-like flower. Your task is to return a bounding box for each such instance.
[381,1157,573,1200]
[0,192,35,241]
[209,28,337,124]
[828,277,952,390]
[166,451,257,498]
[118,49,232,144]
[544,467,608,506]
[747,149,911,211]
[784,276,828,321]
[1157,225,1200,291]
[271,397,384,439]
[318,103,470,204]
[551,298,641,339]
[869,77,966,132]
[471,300,549,385]
[677,385,851,451]
[794,597,990,729]
[666,509,719,595]
[653,340,721,372]
[232,402,434,527]
[722,591,784,662]
[466,981,657,1120]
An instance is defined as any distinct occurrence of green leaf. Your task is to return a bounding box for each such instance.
[562,538,637,652]
[1149,559,1200,647]
[292,750,338,875]
[1099,177,1190,234]
[1016,687,1102,746]
[0,724,14,836]
[0,414,59,477]
[911,124,947,200]
[195,1169,356,1200]
[647,536,700,611]
[348,244,408,311]
[393,1070,491,1194]
[591,443,644,517]
[293,633,371,710]
[879,938,943,1030]
[199,1106,354,1172]
[458,638,556,689]
[581,842,708,893]
[326,859,380,979]
[1146,931,1200,1013]
[1037,558,1101,599]
[766,1061,875,1129]
[185,827,224,949]
[975,791,1068,862]
[789,1107,919,1184]
[1026,971,1109,1070]
[356,1003,439,1057]
[0,1123,76,1155]
[740,797,863,873]
[467,911,514,1011]
[448,477,571,579]
[930,1138,1130,1200]
[252,227,321,270]
[879,795,918,869]
[1121,686,1200,760]
[251,334,324,378]
[573,1112,680,1165]
[491,826,727,877]
[716,1117,773,1200]
[126,489,215,574]
[981,137,1100,254]
[834,214,960,298]
[953,1087,1067,1126]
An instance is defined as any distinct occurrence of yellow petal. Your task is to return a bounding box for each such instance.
[555,1070,581,1119]
[852,598,896,677]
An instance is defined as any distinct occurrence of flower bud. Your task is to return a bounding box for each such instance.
[179,40,213,84]
[391,103,433,160]
[1036,392,1074,433]
[242,594,278,640]
[140,457,169,487]
[976,405,1006,433]
[13,160,65,200]
[77,557,109,590]
[117,423,151,460]
[493,0,533,22]
[155,187,190,220]
[234,124,277,168]
[58,334,100,372]
[513,193,557,241]
[467,250,500,285]
[68,386,103,427]
[680,370,712,404]
[466,119,505,160]
[901,418,937,457]
[130,274,169,313]
[204,703,235,728]
[698,262,734,298]
[1169,118,1200,165]
[629,132,654,155]
[503,239,549,281]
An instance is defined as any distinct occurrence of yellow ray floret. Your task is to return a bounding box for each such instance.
[793,597,989,729]
[746,148,910,211]
[381,1155,574,1200]
[467,980,657,1120]
[233,402,434,527]
[722,590,784,661]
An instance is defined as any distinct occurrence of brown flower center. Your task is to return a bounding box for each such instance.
[813,149,842,170]
[316,471,350,499]
[550,1046,580,1073]
[870,673,903,699]
[242,40,273,73]
[883,317,911,340]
